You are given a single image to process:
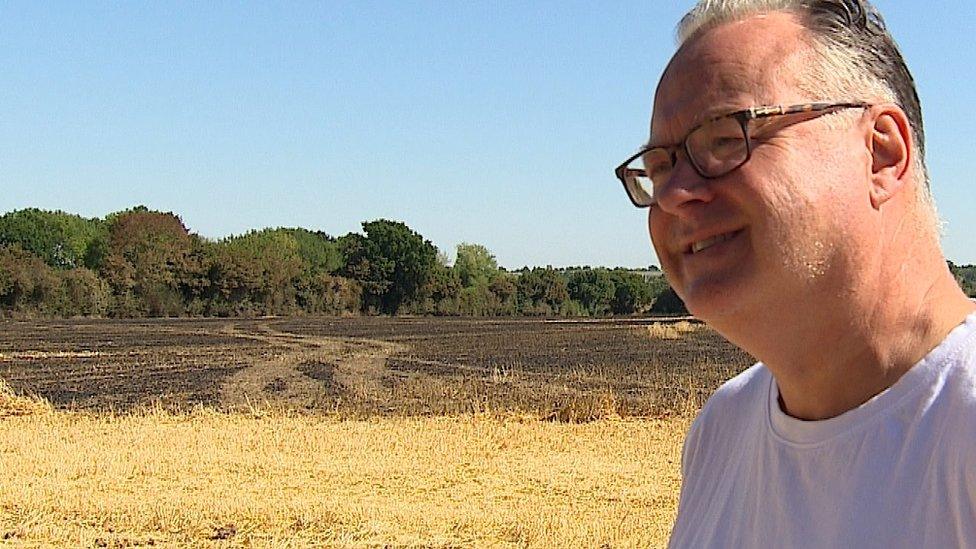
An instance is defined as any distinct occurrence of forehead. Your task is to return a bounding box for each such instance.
[650,12,812,144]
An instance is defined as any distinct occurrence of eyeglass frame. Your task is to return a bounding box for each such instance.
[614,101,873,208]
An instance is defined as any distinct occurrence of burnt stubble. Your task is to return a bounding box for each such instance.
[0,317,753,419]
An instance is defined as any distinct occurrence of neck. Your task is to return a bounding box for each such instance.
[710,252,974,421]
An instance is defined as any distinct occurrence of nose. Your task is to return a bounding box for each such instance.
[652,152,718,216]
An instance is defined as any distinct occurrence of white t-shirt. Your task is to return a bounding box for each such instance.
[669,312,976,548]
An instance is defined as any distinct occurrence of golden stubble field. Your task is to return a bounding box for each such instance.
[0,317,748,547]
[0,399,690,547]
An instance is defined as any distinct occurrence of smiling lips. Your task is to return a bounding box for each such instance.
[688,230,741,254]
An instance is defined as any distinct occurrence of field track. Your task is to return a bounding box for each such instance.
[215,323,406,412]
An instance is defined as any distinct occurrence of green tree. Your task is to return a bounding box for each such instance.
[337,232,392,312]
[339,220,438,314]
[409,262,462,315]
[487,273,518,315]
[101,209,194,316]
[516,267,569,315]
[220,229,304,314]
[650,286,689,315]
[950,262,976,297]
[459,285,492,316]
[295,272,362,315]
[608,270,667,315]
[0,244,61,315]
[59,268,112,316]
[454,243,498,288]
[197,240,266,316]
[0,208,106,269]
[0,258,10,300]
[566,268,616,316]
[282,228,343,275]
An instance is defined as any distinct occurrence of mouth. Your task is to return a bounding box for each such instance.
[686,229,744,255]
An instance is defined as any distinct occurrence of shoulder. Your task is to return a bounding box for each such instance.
[695,361,770,430]
[913,332,976,483]
[681,363,769,473]
[706,362,769,408]
[933,330,976,422]
[937,339,976,444]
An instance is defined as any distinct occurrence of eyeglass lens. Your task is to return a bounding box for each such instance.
[626,116,749,206]
[686,116,749,176]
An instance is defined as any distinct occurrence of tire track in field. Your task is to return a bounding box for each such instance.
[214,323,407,411]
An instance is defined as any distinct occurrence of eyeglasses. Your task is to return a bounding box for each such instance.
[614,101,871,208]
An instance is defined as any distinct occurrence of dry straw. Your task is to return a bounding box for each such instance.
[0,379,51,418]
[0,407,691,547]
[645,320,701,340]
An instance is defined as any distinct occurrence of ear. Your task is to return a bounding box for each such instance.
[867,106,912,210]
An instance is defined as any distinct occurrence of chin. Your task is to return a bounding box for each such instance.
[675,273,751,324]
[683,292,740,323]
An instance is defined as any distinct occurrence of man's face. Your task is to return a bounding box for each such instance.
[648,13,872,324]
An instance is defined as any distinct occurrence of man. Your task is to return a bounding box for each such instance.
[615,1,976,546]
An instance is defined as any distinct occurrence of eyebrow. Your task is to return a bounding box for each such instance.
[645,103,747,150]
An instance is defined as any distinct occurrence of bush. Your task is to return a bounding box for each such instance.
[297,273,362,315]
[558,299,586,317]
[0,245,61,316]
[650,287,688,315]
[59,268,112,317]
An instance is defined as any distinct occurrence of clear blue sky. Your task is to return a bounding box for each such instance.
[1,1,973,269]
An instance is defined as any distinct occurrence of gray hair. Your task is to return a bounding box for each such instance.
[677,0,933,211]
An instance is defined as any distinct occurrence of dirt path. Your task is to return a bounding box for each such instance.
[215,322,408,412]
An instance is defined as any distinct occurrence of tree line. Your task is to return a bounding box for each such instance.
[5,207,974,319]
[949,261,976,299]
[0,207,691,319]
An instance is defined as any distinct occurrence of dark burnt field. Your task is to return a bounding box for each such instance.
[0,316,753,419]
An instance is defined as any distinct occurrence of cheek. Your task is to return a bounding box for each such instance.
[647,209,658,245]
[648,210,669,260]
[762,145,865,232]
[747,150,862,281]
[648,210,684,285]
[744,143,834,223]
